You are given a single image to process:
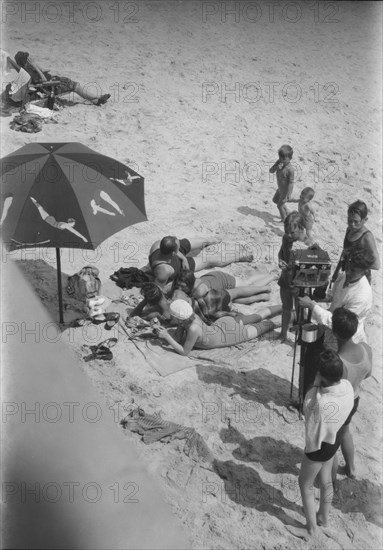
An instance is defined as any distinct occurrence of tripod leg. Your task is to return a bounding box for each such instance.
[290,331,299,398]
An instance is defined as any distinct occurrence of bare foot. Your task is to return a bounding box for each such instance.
[316,513,327,527]
[238,253,254,262]
[286,525,318,540]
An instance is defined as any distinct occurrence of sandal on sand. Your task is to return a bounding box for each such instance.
[83,338,117,362]
[105,312,120,331]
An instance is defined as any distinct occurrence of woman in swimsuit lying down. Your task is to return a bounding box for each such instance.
[128,283,171,322]
[172,269,275,304]
[155,299,282,356]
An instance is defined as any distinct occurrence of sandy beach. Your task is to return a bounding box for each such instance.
[1,1,382,548]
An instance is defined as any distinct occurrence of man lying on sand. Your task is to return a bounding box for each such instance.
[148,236,253,290]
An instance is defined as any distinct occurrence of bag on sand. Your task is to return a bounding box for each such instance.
[66,266,101,302]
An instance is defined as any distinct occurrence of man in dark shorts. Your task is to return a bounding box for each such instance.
[148,235,253,290]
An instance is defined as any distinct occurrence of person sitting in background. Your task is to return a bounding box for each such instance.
[14,51,110,106]
[298,248,374,349]
[1,49,31,107]
[331,307,372,481]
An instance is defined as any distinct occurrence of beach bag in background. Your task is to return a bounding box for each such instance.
[66,266,101,302]
[110,267,154,289]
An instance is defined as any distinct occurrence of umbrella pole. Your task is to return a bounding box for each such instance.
[56,247,64,324]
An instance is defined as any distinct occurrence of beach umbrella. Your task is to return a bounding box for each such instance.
[0,142,147,322]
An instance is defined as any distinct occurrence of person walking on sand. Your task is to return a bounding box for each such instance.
[269,144,295,222]
[31,197,88,242]
[155,299,281,355]
[331,307,372,481]
[287,350,354,540]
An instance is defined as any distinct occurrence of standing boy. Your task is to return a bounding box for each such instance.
[270,144,295,222]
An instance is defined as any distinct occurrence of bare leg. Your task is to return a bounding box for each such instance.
[228,286,271,302]
[73,83,110,105]
[187,237,221,254]
[193,248,253,272]
[316,458,334,527]
[246,318,281,340]
[239,304,282,324]
[233,293,271,304]
[238,273,278,286]
[290,455,322,538]
[280,307,293,340]
[339,425,355,478]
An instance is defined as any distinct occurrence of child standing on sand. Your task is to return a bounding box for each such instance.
[270,144,295,222]
[277,211,308,341]
[290,187,316,241]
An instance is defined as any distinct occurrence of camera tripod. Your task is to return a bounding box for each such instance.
[289,287,315,418]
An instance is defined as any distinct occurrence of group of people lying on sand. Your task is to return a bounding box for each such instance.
[127,235,283,353]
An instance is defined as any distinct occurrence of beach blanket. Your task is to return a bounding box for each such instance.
[120,320,274,376]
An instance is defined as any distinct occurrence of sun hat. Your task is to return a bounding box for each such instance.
[169,299,193,320]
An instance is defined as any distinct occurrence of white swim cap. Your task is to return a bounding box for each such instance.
[169,299,193,320]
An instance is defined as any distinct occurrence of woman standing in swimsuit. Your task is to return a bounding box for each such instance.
[155,299,282,356]
[332,200,380,284]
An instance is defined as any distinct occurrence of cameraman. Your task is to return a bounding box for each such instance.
[298,248,374,350]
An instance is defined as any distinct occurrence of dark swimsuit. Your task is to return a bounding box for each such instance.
[149,238,195,282]
[342,229,372,283]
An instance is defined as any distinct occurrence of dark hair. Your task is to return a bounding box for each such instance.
[140,283,163,305]
[14,51,29,68]
[159,236,178,255]
[195,290,230,324]
[348,200,368,220]
[332,307,358,340]
[278,144,293,159]
[300,187,315,201]
[284,211,304,232]
[171,270,195,297]
[349,248,375,269]
[318,350,343,383]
